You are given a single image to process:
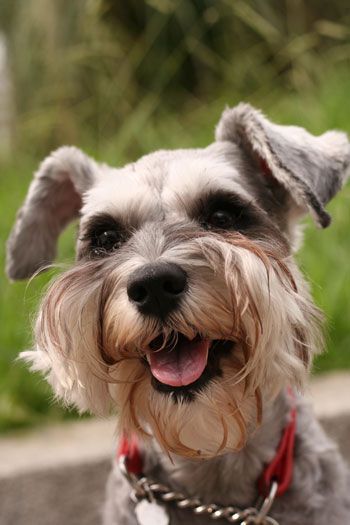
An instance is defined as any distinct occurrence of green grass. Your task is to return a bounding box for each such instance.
[1,75,350,432]
[298,190,350,372]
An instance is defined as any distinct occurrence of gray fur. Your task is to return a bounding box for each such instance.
[216,103,350,227]
[6,146,98,280]
[103,393,350,525]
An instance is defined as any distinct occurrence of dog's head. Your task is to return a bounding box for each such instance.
[7,104,350,458]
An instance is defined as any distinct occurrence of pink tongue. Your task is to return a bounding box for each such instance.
[148,338,210,387]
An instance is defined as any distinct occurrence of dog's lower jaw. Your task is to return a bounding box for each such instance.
[104,390,350,525]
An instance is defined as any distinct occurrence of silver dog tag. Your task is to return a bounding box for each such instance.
[135,498,169,525]
[242,517,279,525]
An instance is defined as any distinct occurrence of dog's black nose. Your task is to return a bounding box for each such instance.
[127,262,187,317]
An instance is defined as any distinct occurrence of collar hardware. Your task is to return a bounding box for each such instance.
[118,460,280,524]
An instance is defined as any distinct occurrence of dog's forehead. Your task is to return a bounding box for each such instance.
[81,142,252,221]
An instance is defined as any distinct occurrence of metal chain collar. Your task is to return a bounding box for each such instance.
[119,455,280,525]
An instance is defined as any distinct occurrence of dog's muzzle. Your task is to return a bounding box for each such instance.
[127,262,187,318]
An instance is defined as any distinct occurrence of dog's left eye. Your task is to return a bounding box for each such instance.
[197,192,256,232]
[207,210,235,229]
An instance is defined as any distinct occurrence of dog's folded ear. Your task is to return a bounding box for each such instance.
[216,103,350,228]
[6,146,99,281]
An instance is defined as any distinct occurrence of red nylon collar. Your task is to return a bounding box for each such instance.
[258,400,297,497]
[117,433,143,476]
[117,393,297,498]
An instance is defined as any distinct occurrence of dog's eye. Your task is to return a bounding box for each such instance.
[94,230,122,252]
[198,193,257,233]
[80,214,129,258]
[207,210,235,229]
[89,229,127,257]
[204,207,244,231]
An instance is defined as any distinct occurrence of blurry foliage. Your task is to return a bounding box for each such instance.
[1,0,350,158]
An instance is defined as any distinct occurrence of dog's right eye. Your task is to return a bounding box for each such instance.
[89,228,127,257]
[93,230,123,253]
[80,215,128,258]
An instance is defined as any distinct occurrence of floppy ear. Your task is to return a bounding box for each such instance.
[6,146,99,280]
[216,103,350,228]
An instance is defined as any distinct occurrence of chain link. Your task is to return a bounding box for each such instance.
[119,456,280,524]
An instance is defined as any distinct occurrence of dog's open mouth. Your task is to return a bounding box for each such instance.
[147,333,210,387]
[144,333,233,397]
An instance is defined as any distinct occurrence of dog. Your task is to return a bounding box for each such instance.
[6,103,350,524]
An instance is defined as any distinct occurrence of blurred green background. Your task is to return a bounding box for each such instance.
[0,0,349,432]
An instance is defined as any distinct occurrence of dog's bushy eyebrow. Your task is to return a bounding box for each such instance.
[80,213,125,240]
[189,189,261,222]
[201,190,253,209]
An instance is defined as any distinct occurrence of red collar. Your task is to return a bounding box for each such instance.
[117,393,297,499]
[258,397,297,497]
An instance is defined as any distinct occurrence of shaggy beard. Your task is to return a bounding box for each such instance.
[22,231,322,458]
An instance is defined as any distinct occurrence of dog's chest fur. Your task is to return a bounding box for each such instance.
[104,394,350,525]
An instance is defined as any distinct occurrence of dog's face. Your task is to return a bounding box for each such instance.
[7,104,350,458]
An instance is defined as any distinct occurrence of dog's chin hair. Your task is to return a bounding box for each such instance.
[22,231,323,457]
[113,355,263,459]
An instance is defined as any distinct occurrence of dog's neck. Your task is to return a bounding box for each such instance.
[143,390,290,508]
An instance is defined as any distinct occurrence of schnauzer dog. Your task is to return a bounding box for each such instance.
[6,104,350,524]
